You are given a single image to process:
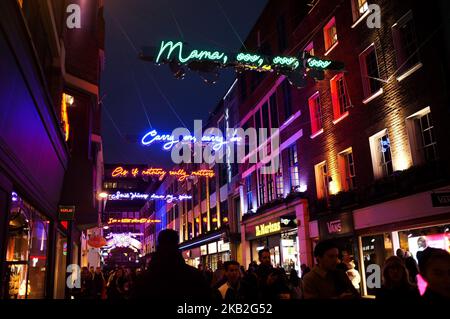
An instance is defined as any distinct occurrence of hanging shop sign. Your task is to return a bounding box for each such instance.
[111,166,214,181]
[141,129,241,151]
[318,212,354,240]
[280,216,298,229]
[58,206,75,221]
[431,192,450,207]
[88,235,107,248]
[140,40,344,88]
[107,218,161,224]
[106,191,192,203]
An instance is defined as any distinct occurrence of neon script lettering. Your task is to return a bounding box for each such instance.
[307,58,332,69]
[156,41,228,65]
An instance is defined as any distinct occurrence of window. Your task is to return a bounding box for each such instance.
[314,161,330,199]
[324,17,338,53]
[288,145,300,191]
[246,175,253,212]
[275,166,284,198]
[201,180,206,201]
[305,41,314,57]
[339,148,357,191]
[406,107,438,165]
[369,130,394,179]
[267,174,274,202]
[308,92,323,135]
[269,93,279,128]
[258,169,265,206]
[392,11,421,78]
[282,80,292,120]
[277,15,287,53]
[351,0,369,21]
[330,73,350,120]
[359,44,382,99]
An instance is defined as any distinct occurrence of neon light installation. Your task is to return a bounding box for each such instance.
[156,41,229,65]
[106,191,192,203]
[307,57,333,69]
[103,233,142,252]
[108,191,149,201]
[141,129,241,151]
[107,218,161,224]
[110,166,215,182]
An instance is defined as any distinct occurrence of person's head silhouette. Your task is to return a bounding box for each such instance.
[157,229,179,252]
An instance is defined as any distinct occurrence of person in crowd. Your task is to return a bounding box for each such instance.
[255,248,273,299]
[303,240,359,299]
[133,229,211,300]
[418,247,450,301]
[288,269,303,299]
[300,264,311,278]
[404,255,420,284]
[123,268,136,299]
[375,256,420,302]
[263,268,291,300]
[215,261,247,301]
[92,267,105,299]
[211,260,225,288]
[396,248,406,261]
[80,267,93,299]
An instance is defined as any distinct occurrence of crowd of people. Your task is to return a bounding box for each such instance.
[77,266,138,299]
[78,230,450,302]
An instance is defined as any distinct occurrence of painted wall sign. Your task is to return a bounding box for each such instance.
[111,166,215,182]
[431,192,450,207]
[58,205,75,221]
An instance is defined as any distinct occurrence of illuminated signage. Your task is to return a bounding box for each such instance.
[107,191,192,203]
[153,40,339,72]
[150,194,192,203]
[107,218,161,224]
[108,192,149,201]
[58,205,75,221]
[141,129,241,151]
[111,166,215,182]
[431,192,450,207]
[103,233,142,252]
[255,221,281,237]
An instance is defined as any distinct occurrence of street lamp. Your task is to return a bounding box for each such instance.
[98,192,108,199]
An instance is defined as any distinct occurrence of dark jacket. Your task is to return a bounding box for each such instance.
[376,285,421,302]
[133,250,211,300]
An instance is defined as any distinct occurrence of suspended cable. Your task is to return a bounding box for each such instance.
[132,71,153,129]
[107,10,187,128]
[214,0,247,50]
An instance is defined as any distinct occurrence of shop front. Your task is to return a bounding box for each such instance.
[353,186,450,297]
[245,215,300,272]
[4,193,50,299]
[179,231,231,271]
[318,211,357,263]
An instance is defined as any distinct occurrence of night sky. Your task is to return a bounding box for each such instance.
[101,0,268,168]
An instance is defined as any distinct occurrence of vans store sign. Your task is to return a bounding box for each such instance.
[318,212,354,240]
